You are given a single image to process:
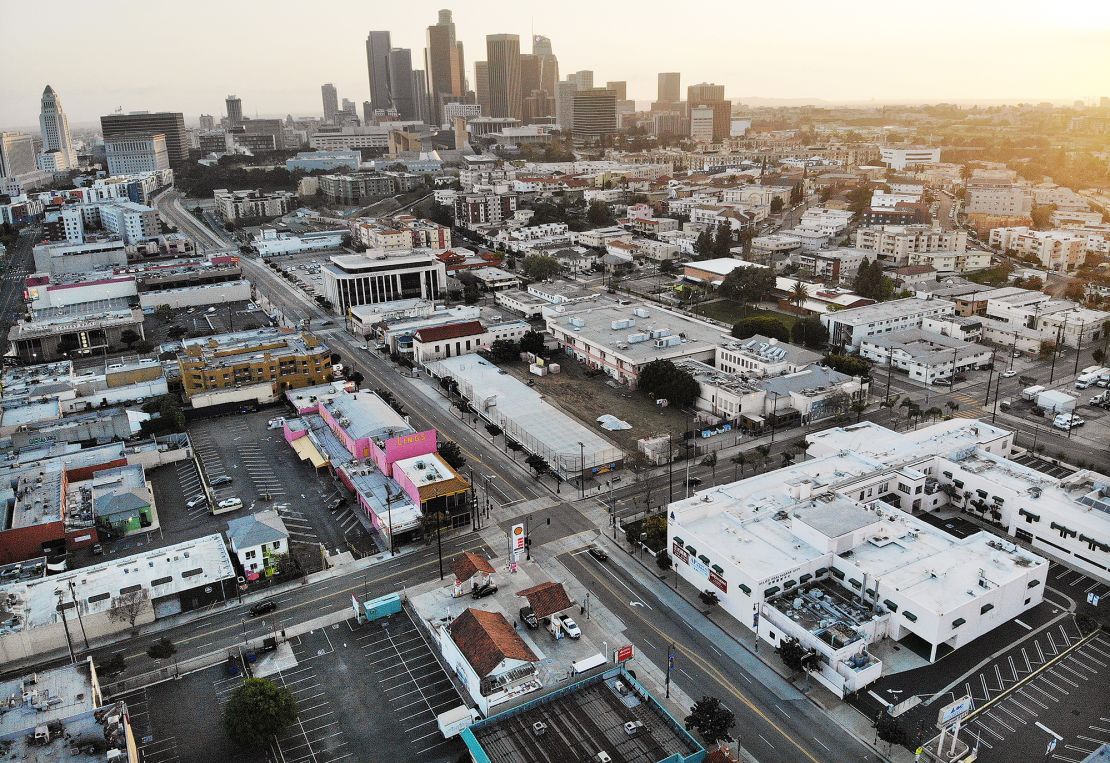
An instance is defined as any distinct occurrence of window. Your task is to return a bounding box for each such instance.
[151,576,172,587]
[246,549,256,559]
[272,541,281,550]
[119,584,142,595]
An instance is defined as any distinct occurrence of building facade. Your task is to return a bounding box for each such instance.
[105,134,169,175]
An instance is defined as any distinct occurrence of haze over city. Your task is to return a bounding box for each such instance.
[2,0,1110,125]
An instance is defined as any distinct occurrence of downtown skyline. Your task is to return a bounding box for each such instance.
[2,0,1109,127]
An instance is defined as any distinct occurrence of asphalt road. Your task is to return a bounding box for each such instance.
[0,225,38,356]
[562,547,881,763]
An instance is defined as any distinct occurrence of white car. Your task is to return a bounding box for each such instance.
[558,615,581,639]
[1000,370,1017,378]
[358,345,368,351]
[217,498,243,510]
[267,417,286,430]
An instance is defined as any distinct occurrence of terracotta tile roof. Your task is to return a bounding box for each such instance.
[452,551,495,582]
[413,321,485,343]
[515,581,573,618]
[450,608,538,677]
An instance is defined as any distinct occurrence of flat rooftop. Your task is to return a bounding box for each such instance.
[0,659,99,738]
[822,297,953,326]
[466,668,702,763]
[547,303,725,363]
[805,419,1011,466]
[862,328,987,365]
[179,327,327,369]
[323,390,415,442]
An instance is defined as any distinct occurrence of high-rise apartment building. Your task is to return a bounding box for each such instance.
[321,83,339,123]
[486,34,522,120]
[0,132,36,178]
[198,114,216,131]
[105,134,170,175]
[225,95,243,125]
[658,73,681,104]
[571,88,617,142]
[100,111,188,164]
[366,31,393,114]
[39,85,77,169]
[570,70,594,90]
[388,48,416,120]
[425,9,464,122]
[474,61,491,117]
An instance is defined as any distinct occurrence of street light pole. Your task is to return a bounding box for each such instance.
[665,643,675,699]
[55,590,76,664]
[577,441,585,500]
[68,580,89,651]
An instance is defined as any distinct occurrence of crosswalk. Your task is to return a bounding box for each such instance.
[948,392,987,419]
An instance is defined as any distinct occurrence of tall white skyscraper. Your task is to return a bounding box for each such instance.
[39,85,77,169]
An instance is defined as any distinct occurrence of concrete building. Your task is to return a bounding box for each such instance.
[546,302,725,388]
[860,329,992,384]
[0,131,37,178]
[454,191,518,228]
[285,150,362,172]
[571,88,617,143]
[486,34,522,120]
[426,355,622,480]
[669,419,1048,695]
[225,94,242,125]
[474,61,491,117]
[6,299,145,363]
[411,318,529,363]
[821,297,956,350]
[321,82,339,123]
[966,182,1033,218]
[365,31,393,114]
[100,111,187,165]
[98,201,159,244]
[715,335,822,378]
[322,251,446,313]
[39,85,77,169]
[213,188,296,221]
[879,147,940,170]
[425,10,465,123]
[177,328,332,403]
[988,227,1088,272]
[682,257,769,287]
[555,80,576,130]
[854,225,967,266]
[104,133,169,175]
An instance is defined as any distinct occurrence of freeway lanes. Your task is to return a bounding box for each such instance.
[562,547,880,763]
[0,225,38,355]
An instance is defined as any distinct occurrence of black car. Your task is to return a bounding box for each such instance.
[686,477,703,488]
[249,600,277,617]
[588,547,609,562]
[210,475,233,487]
[471,582,498,599]
[519,605,539,629]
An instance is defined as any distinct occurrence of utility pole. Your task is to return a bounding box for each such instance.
[577,441,585,500]
[55,591,76,664]
[1049,320,1064,383]
[665,643,675,698]
[1073,320,1084,376]
[984,348,996,406]
[667,432,674,505]
[68,580,89,651]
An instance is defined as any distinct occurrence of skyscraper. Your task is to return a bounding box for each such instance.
[0,132,36,178]
[474,61,490,117]
[198,114,216,130]
[362,101,373,125]
[321,83,339,123]
[572,88,617,143]
[687,82,725,105]
[606,81,627,101]
[520,54,541,112]
[533,35,559,97]
[425,9,464,122]
[366,31,393,113]
[225,95,243,125]
[486,34,522,120]
[39,85,77,169]
[658,73,681,103]
[686,83,729,142]
[388,48,416,120]
[412,70,430,124]
[100,111,187,164]
[570,71,594,91]
[556,80,577,130]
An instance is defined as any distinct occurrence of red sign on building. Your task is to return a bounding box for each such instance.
[672,541,689,564]
[709,570,728,593]
[616,644,635,662]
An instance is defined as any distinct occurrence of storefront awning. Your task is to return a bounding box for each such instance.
[291,437,328,468]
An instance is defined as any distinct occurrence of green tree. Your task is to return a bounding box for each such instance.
[521,254,560,281]
[713,224,733,257]
[1093,348,1106,364]
[719,267,776,303]
[823,353,871,378]
[146,637,176,659]
[731,316,790,342]
[119,328,141,348]
[658,258,676,275]
[1030,204,1056,230]
[694,228,714,259]
[789,280,810,312]
[770,197,784,214]
[488,339,520,362]
[777,637,819,674]
[684,696,735,745]
[586,199,614,225]
[638,360,700,408]
[519,330,546,355]
[791,317,829,348]
[438,440,466,470]
[700,451,718,480]
[874,711,909,751]
[223,678,298,750]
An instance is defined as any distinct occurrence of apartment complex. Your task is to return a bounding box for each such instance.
[213,188,296,221]
[821,297,956,350]
[854,225,966,264]
[966,181,1033,217]
[177,328,332,401]
[988,227,1088,272]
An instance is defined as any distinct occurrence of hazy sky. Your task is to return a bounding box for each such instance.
[2,0,1109,128]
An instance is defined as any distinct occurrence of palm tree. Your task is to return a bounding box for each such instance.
[730,452,747,480]
[790,281,810,313]
[924,406,943,422]
[755,445,771,472]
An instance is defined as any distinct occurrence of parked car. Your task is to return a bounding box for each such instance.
[91,543,103,556]
[588,547,609,562]
[185,494,207,509]
[557,614,581,639]
[217,497,243,510]
[471,582,498,599]
[519,606,538,629]
[267,417,286,430]
[933,379,952,387]
[1001,370,1017,378]
[210,475,233,486]
[685,477,703,488]
[249,600,277,617]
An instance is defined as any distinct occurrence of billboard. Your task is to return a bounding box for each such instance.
[511,523,526,551]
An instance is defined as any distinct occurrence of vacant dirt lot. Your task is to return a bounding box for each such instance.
[500,352,691,454]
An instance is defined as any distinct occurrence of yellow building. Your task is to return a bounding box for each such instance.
[178,328,332,399]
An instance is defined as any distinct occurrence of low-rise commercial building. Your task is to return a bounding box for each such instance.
[285,150,362,172]
[321,251,446,314]
[7,298,145,363]
[410,319,529,363]
[715,335,821,378]
[821,297,956,350]
[252,228,345,257]
[879,147,940,170]
[860,329,992,384]
[669,419,1048,696]
[682,257,768,287]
